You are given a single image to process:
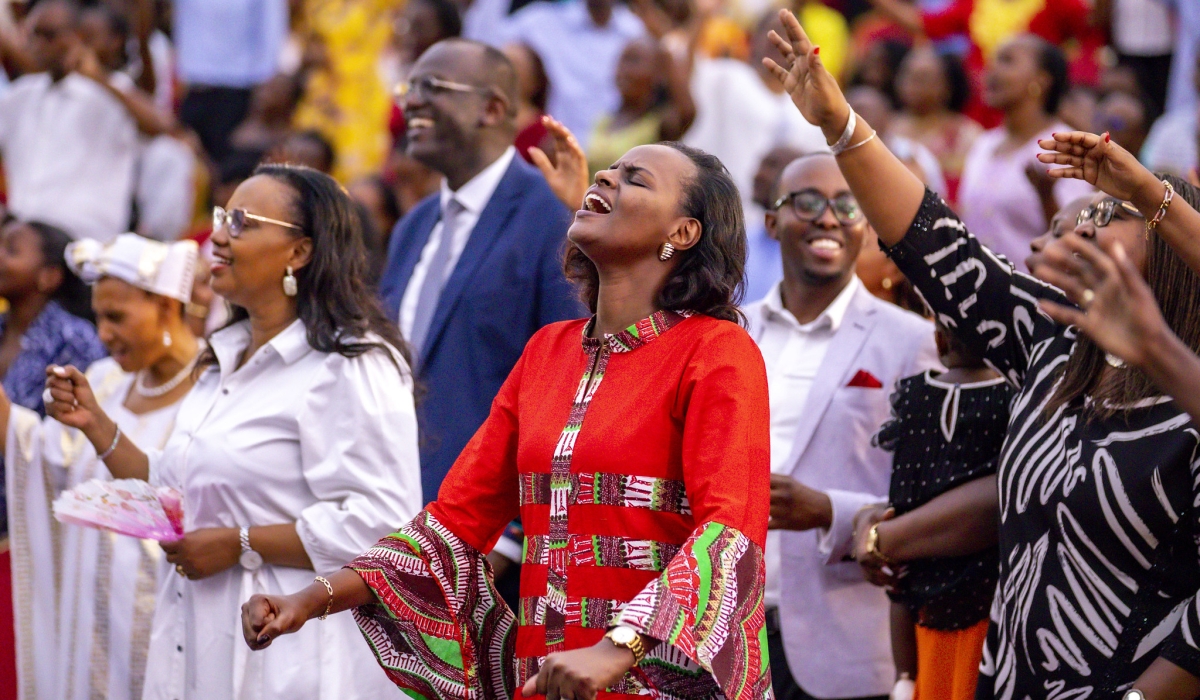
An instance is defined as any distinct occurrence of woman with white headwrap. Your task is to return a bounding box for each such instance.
[1,234,200,700]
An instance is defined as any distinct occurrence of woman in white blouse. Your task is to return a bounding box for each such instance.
[43,164,422,699]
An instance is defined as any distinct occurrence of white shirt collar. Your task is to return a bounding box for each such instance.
[439,146,517,215]
[209,318,311,377]
[761,276,861,333]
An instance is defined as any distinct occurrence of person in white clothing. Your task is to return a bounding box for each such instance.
[743,153,939,699]
[0,0,140,242]
[43,164,422,700]
[3,234,200,700]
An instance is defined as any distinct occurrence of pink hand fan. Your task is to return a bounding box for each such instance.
[52,478,185,542]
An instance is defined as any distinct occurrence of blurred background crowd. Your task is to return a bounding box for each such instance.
[0,0,1198,698]
[0,0,1194,302]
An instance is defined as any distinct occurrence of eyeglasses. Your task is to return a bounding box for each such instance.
[773,189,864,226]
[212,207,302,239]
[1075,199,1144,229]
[393,76,495,103]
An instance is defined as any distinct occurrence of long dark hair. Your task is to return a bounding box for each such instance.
[1032,36,1069,115]
[938,51,971,114]
[563,142,746,325]
[200,164,412,373]
[25,220,93,321]
[1045,174,1200,420]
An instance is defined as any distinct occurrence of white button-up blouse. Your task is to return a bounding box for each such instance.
[141,319,420,700]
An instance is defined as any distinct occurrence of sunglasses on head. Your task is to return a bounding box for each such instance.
[1075,199,1143,229]
[212,207,301,239]
[773,189,864,226]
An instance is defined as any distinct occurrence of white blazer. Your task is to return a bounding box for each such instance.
[745,284,940,699]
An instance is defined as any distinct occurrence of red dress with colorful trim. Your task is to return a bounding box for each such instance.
[348,311,772,699]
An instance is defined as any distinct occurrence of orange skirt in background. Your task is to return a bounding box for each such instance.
[913,618,989,700]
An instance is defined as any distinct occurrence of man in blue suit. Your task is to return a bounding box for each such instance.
[380,39,583,503]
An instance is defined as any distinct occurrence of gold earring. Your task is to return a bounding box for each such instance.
[283,266,298,297]
[659,242,676,261]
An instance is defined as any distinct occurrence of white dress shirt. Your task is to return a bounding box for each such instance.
[399,146,516,338]
[499,1,646,146]
[142,319,420,700]
[755,277,861,609]
[0,73,138,241]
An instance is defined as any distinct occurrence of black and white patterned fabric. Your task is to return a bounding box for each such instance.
[876,370,1013,631]
[883,190,1200,700]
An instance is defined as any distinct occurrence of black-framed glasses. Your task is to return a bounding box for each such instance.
[212,207,302,239]
[1076,198,1144,229]
[773,189,864,226]
[394,76,495,102]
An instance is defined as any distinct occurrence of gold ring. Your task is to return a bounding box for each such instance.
[176,565,185,577]
[1081,289,1095,306]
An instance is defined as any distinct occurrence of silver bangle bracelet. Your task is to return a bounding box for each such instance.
[97,423,122,460]
[830,109,858,155]
[838,130,878,155]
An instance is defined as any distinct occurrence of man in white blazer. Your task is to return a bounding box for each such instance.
[743,154,940,700]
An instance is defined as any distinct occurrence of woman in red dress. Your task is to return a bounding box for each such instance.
[241,140,772,700]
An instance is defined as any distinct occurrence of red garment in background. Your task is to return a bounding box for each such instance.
[514,115,549,164]
[922,0,1101,128]
[0,549,16,700]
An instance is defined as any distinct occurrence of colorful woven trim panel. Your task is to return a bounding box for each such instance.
[519,472,692,515]
[522,533,680,572]
[615,522,772,700]
[349,509,518,700]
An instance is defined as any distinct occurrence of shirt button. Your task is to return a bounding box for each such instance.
[222,388,229,395]
[176,645,183,652]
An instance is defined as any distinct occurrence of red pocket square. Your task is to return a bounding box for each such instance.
[847,369,884,389]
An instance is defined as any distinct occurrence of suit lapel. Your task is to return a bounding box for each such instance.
[421,161,524,358]
[782,288,878,474]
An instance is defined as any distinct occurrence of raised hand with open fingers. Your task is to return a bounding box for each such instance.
[1036,131,1159,204]
[760,9,849,138]
[1033,234,1166,369]
[529,116,590,212]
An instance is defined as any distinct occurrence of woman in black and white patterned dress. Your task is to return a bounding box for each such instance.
[763,9,1200,700]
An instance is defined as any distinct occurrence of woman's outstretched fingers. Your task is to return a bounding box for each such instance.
[778,7,812,55]
[1035,265,1091,304]
[1039,299,1087,329]
[767,30,794,62]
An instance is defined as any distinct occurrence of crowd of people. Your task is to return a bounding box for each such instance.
[0,0,1198,699]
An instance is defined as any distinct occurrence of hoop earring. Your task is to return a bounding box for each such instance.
[162,330,172,347]
[659,242,676,261]
[283,266,298,297]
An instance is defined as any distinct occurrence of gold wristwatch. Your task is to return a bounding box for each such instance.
[866,523,892,564]
[605,625,646,665]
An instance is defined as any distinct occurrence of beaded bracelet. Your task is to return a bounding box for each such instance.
[1146,180,1175,235]
[314,576,334,620]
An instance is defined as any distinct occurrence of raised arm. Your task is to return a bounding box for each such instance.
[761,9,926,247]
[764,9,1063,384]
[1038,131,1200,277]
[44,365,149,481]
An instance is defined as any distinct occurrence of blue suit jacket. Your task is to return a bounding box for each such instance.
[380,156,585,501]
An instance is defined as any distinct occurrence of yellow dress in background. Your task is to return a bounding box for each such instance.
[293,0,397,183]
